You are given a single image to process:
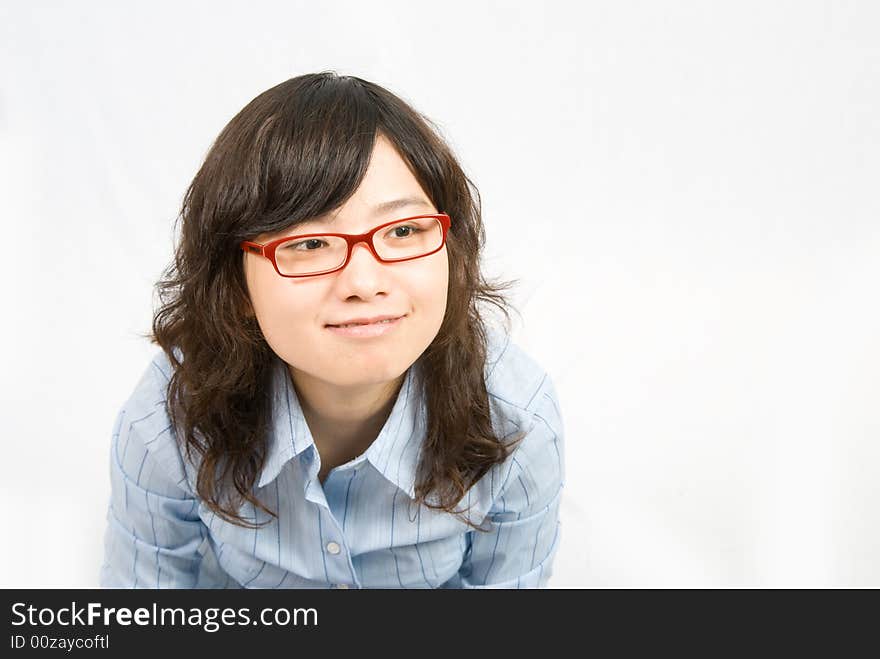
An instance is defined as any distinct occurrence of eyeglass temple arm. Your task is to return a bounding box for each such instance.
[240,241,264,254]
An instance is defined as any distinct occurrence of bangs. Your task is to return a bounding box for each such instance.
[235,76,381,238]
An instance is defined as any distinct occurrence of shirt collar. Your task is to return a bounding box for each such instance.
[257,355,425,499]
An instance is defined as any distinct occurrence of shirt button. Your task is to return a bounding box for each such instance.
[326,541,341,555]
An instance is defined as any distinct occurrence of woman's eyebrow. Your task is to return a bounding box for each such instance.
[370,196,432,215]
[309,197,432,226]
[293,197,433,233]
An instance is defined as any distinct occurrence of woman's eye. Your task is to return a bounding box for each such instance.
[289,239,325,250]
[391,225,420,238]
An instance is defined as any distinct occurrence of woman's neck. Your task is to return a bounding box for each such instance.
[288,365,406,466]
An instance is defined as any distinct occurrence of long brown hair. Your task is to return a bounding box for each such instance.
[147,71,524,531]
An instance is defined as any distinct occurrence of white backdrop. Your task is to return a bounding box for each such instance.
[1,0,878,588]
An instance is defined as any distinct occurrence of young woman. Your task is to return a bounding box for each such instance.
[100,71,565,588]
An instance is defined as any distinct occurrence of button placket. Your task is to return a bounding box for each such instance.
[315,484,359,588]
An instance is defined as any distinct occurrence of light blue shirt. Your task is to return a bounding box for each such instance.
[100,328,565,588]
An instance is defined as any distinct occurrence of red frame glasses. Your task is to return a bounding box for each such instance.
[240,213,451,278]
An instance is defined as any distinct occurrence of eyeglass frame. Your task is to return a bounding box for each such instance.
[240,212,451,278]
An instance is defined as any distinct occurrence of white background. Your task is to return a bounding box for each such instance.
[1,1,878,588]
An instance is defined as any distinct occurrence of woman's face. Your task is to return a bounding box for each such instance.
[243,134,449,389]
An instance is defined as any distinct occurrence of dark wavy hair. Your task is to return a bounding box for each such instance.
[145,71,524,531]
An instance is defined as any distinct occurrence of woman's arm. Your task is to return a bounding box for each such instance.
[99,357,234,589]
[100,405,208,587]
[445,374,565,588]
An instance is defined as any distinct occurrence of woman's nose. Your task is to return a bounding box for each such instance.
[340,242,383,288]
[345,239,382,268]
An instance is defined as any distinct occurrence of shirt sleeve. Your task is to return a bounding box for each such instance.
[452,374,565,589]
[99,399,229,588]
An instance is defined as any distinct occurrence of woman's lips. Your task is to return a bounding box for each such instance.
[325,315,404,338]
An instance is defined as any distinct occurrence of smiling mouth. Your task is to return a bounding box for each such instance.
[324,315,406,337]
[326,314,405,328]
[329,318,399,328]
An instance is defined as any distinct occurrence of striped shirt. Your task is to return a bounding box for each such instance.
[100,328,565,588]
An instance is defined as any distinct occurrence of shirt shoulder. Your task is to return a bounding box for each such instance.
[484,327,551,415]
[114,347,196,495]
[457,327,564,525]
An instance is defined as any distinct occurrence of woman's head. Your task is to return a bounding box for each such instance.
[243,133,449,392]
[150,71,521,528]
[174,72,487,379]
